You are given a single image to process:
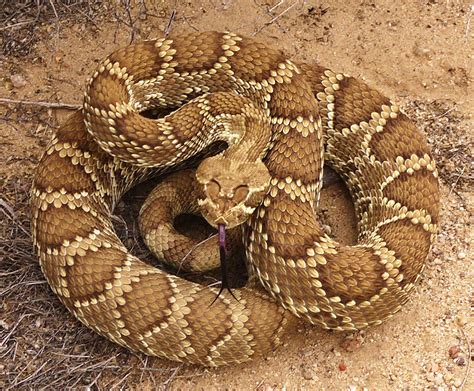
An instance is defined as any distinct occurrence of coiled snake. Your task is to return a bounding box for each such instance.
[30,31,440,366]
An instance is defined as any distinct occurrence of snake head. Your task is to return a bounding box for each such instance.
[196,156,271,229]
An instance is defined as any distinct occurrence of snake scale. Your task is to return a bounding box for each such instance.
[30,31,440,366]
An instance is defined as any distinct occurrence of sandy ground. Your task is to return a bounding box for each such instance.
[0,1,472,390]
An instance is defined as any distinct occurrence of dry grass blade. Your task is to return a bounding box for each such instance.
[0,98,81,110]
[459,327,472,390]
[253,1,299,36]
[164,9,177,36]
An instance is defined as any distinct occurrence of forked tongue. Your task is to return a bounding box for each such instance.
[210,224,238,305]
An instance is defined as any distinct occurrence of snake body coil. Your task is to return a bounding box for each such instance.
[31,31,439,366]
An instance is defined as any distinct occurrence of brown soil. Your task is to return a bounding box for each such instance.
[0,1,472,390]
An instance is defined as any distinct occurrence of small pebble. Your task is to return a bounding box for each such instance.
[338,362,347,371]
[301,365,317,380]
[322,224,332,235]
[11,74,27,88]
[73,345,83,354]
[340,337,362,352]
[453,355,466,366]
[457,252,466,259]
[413,44,432,59]
[448,345,460,359]
[455,316,467,327]
[434,373,444,386]
[0,320,10,330]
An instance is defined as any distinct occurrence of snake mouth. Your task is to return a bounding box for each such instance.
[214,216,229,226]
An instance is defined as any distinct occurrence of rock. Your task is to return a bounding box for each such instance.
[0,319,10,330]
[412,44,432,59]
[448,345,460,358]
[340,336,362,352]
[11,74,27,88]
[302,365,317,380]
[455,316,467,327]
[35,317,43,328]
[434,373,444,386]
[322,224,332,235]
[454,355,466,366]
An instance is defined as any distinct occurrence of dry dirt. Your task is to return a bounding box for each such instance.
[0,1,472,390]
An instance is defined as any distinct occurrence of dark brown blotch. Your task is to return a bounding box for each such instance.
[383,169,439,222]
[369,113,430,162]
[333,77,389,131]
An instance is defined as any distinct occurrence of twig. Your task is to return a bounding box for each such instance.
[252,1,298,36]
[269,0,285,13]
[162,365,181,391]
[122,0,136,44]
[0,198,30,238]
[48,0,59,22]
[110,369,133,389]
[466,4,473,38]
[181,14,199,32]
[0,313,32,347]
[177,233,218,273]
[459,326,471,390]
[63,3,101,30]
[164,10,177,36]
[48,0,60,44]
[0,20,36,32]
[0,98,80,110]
[447,166,466,198]
[267,1,298,25]
[0,197,17,219]
[435,107,456,119]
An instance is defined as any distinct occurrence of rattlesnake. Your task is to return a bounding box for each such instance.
[30,31,440,366]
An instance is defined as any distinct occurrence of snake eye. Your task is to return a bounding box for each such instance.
[233,185,249,203]
[206,180,220,199]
